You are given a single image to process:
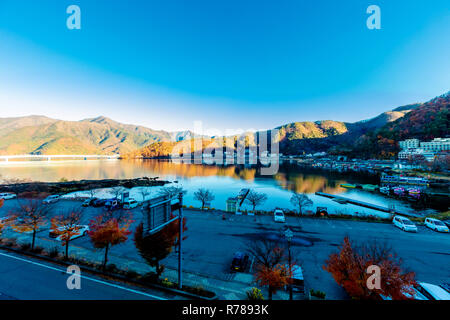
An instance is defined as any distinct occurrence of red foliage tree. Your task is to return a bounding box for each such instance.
[50,207,84,259]
[134,214,187,278]
[323,237,417,300]
[255,264,289,299]
[9,199,52,249]
[247,237,289,299]
[88,214,133,270]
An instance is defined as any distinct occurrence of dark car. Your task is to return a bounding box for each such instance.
[92,199,107,207]
[82,197,98,207]
[231,252,249,272]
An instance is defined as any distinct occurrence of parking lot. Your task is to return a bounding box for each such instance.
[1,198,449,300]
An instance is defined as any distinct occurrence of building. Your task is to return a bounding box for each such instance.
[399,139,420,150]
[420,138,450,153]
[398,148,435,162]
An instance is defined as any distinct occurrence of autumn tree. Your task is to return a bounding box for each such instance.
[247,237,288,299]
[158,186,187,200]
[9,198,52,250]
[245,190,268,213]
[290,192,313,215]
[88,213,133,270]
[323,237,417,300]
[193,188,215,210]
[134,215,187,278]
[51,207,84,259]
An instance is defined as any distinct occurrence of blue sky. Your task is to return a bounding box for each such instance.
[0,0,449,132]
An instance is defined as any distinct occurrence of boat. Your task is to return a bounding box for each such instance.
[393,187,405,196]
[362,184,379,192]
[340,183,356,189]
[408,188,421,199]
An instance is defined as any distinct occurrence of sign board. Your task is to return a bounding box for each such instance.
[142,195,178,235]
[122,192,130,203]
[141,193,185,290]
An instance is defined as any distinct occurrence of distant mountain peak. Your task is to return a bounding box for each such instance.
[82,116,116,125]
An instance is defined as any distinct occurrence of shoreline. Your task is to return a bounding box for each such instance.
[0,177,169,195]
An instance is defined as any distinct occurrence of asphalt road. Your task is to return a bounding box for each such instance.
[0,250,185,300]
[1,198,449,300]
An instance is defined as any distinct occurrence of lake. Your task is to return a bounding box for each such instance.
[0,159,431,217]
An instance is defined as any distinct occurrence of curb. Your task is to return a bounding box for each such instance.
[0,245,218,300]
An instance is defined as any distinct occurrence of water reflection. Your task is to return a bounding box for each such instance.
[0,159,422,215]
[0,159,351,194]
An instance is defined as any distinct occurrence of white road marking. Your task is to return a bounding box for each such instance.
[0,251,166,300]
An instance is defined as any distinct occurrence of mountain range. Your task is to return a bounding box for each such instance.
[0,115,184,155]
[0,92,448,158]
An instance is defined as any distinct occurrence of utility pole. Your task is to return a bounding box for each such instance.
[285,228,293,301]
[178,193,183,289]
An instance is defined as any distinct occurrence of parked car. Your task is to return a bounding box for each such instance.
[392,215,417,232]
[380,286,428,300]
[123,198,139,210]
[424,217,449,233]
[230,252,249,272]
[49,225,90,241]
[274,209,285,223]
[92,199,107,207]
[0,192,17,200]
[415,282,450,300]
[43,195,60,204]
[82,197,98,207]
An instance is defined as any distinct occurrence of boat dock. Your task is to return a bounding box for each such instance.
[315,192,419,218]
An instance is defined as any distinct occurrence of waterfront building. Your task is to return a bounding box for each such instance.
[398,148,435,162]
[399,139,420,150]
[420,138,450,152]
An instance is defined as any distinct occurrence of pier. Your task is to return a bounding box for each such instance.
[315,192,419,218]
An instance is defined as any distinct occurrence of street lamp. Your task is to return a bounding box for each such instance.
[284,228,293,300]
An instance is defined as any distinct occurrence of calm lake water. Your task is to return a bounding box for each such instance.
[0,159,431,217]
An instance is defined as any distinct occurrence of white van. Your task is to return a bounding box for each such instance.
[274,209,285,223]
[392,215,417,232]
[123,198,139,210]
[425,218,449,233]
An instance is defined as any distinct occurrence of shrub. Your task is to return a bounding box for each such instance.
[48,247,60,258]
[161,278,175,288]
[31,246,44,254]
[141,272,159,284]
[105,263,119,273]
[125,270,140,279]
[310,289,326,299]
[246,287,264,300]
[20,243,31,251]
